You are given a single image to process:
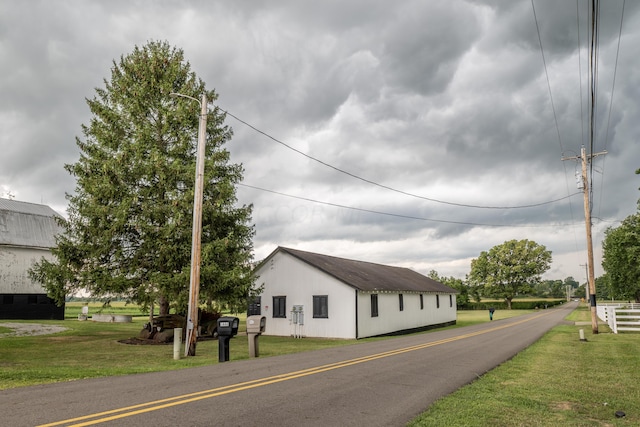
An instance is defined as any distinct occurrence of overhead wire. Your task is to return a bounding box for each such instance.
[238,183,581,229]
[560,0,588,270]
[532,0,583,265]
[577,0,586,149]
[589,0,600,210]
[219,106,580,210]
[531,0,565,156]
[570,0,593,269]
[598,0,626,217]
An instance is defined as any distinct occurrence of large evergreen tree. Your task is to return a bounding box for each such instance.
[30,41,254,315]
[468,239,552,309]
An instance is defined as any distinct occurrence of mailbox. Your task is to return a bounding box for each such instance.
[217,316,239,337]
[246,315,266,358]
[246,315,266,334]
[217,316,239,363]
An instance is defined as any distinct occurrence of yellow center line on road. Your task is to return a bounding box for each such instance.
[39,311,551,427]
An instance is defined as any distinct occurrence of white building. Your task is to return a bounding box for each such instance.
[251,247,458,339]
[0,199,64,320]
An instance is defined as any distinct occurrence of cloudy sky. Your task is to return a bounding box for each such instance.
[1,0,638,283]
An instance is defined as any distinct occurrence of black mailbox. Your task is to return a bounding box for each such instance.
[217,316,239,363]
[217,316,239,336]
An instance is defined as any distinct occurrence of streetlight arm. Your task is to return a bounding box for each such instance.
[169,92,201,106]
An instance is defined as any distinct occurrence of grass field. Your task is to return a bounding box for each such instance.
[409,305,640,426]
[0,302,358,389]
[1,303,638,425]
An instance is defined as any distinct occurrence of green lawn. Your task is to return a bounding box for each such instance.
[409,305,640,426]
[0,305,356,389]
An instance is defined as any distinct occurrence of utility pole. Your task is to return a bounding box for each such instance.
[172,92,208,356]
[563,146,606,334]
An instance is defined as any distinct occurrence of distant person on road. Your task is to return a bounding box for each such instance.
[489,307,495,321]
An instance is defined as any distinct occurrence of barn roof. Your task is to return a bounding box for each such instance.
[0,199,63,249]
[271,246,457,294]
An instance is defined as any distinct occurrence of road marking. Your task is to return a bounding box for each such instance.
[38,311,551,427]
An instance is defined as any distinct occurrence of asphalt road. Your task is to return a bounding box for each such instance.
[1,302,577,427]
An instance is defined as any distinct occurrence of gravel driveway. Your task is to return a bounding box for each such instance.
[0,323,68,337]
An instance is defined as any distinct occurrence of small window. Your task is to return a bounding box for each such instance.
[436,294,440,309]
[248,296,261,316]
[420,294,424,310]
[399,294,404,311]
[2,295,14,304]
[449,294,453,307]
[371,294,379,317]
[313,295,328,318]
[273,296,286,318]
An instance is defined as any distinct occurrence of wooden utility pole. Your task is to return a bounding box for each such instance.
[174,93,208,357]
[563,146,606,334]
[169,92,209,356]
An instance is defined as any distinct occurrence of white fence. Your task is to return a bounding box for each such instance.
[596,303,640,333]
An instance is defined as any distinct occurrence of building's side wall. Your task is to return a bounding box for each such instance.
[0,246,53,293]
[254,251,356,339]
[0,246,63,320]
[357,291,457,338]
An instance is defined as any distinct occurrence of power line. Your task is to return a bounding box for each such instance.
[532,0,583,270]
[570,0,587,270]
[531,0,565,156]
[577,0,586,149]
[238,182,581,229]
[220,106,580,210]
[598,0,626,217]
[589,0,600,201]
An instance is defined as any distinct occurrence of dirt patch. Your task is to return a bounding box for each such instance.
[551,401,576,411]
[0,323,68,337]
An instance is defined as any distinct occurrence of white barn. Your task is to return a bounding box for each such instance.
[251,247,457,339]
[0,199,64,320]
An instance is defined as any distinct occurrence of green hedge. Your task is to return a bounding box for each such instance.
[460,300,564,310]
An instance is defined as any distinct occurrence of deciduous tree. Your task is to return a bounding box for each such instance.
[468,239,552,309]
[428,270,469,308]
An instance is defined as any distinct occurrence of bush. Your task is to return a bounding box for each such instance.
[459,300,564,310]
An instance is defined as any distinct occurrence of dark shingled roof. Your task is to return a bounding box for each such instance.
[277,247,457,294]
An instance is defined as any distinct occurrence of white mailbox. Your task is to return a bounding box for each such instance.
[247,315,266,334]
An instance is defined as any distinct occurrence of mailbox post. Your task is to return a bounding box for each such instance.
[216,316,239,362]
[246,315,266,357]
